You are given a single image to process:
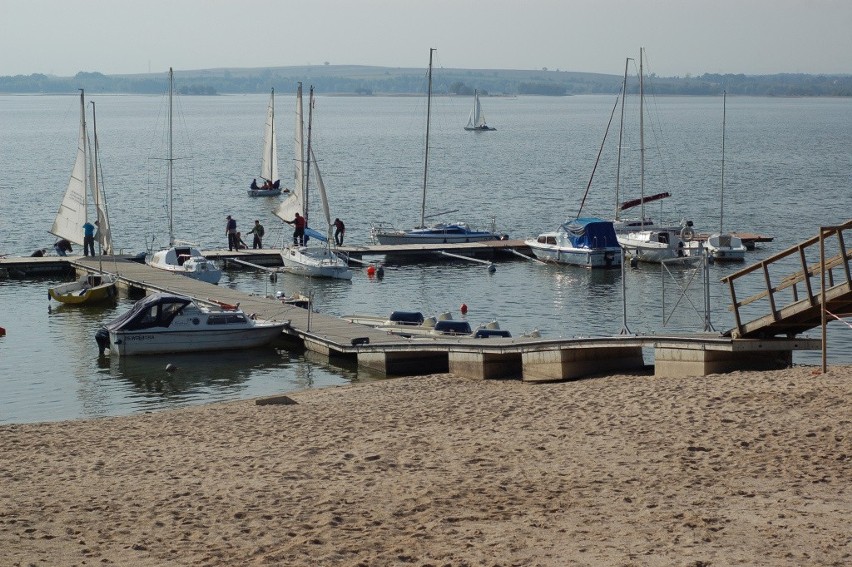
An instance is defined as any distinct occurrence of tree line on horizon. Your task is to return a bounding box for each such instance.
[1,67,850,97]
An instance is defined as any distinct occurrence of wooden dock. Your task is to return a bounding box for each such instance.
[0,253,819,381]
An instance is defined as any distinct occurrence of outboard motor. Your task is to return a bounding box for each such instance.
[95,328,110,355]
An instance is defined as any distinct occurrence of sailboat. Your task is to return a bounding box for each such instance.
[274,84,352,280]
[705,91,746,261]
[148,68,223,284]
[248,88,285,197]
[370,49,506,245]
[614,49,692,264]
[48,91,117,304]
[464,90,496,131]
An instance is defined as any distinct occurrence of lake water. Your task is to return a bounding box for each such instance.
[1,89,850,424]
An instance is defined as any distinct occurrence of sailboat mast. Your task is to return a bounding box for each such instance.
[79,89,89,227]
[639,48,646,228]
[90,100,102,262]
[615,58,630,220]
[420,48,435,228]
[167,67,174,246]
[720,90,727,234]
[269,87,275,181]
[304,86,314,226]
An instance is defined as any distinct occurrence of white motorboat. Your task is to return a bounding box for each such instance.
[343,311,511,339]
[147,68,222,284]
[618,226,691,264]
[371,49,505,245]
[526,217,622,268]
[95,292,287,356]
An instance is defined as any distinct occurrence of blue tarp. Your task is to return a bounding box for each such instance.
[304,227,328,243]
[560,217,619,249]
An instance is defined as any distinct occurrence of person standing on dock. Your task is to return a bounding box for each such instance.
[333,218,345,246]
[226,215,238,251]
[283,212,306,246]
[82,221,95,256]
[248,220,265,249]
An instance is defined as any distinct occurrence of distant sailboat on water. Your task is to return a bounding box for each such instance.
[464,90,495,131]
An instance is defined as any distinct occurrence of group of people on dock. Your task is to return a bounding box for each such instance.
[226,216,265,250]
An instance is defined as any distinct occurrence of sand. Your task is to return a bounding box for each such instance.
[1,365,849,566]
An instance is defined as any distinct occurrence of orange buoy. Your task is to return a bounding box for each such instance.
[367,265,376,276]
[460,303,468,315]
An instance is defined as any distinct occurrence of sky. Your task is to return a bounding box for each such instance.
[2,0,851,78]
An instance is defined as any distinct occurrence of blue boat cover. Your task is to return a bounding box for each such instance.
[560,217,619,249]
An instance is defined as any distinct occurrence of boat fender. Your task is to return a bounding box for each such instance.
[680,226,695,242]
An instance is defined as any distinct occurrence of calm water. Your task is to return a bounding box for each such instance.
[1,90,850,424]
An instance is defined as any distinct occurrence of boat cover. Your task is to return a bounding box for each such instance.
[103,293,192,332]
[559,217,619,249]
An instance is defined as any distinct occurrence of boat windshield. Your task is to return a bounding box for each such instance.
[105,293,191,331]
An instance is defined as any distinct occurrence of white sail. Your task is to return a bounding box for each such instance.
[466,91,485,129]
[89,102,113,255]
[275,83,305,222]
[260,89,278,183]
[310,145,332,230]
[51,93,89,246]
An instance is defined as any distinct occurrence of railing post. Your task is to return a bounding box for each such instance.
[762,262,778,321]
[820,227,827,374]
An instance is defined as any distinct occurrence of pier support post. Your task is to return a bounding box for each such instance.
[654,347,792,378]
[357,351,448,377]
[448,352,522,380]
[521,346,645,382]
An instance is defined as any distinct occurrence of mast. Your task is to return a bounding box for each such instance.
[720,90,727,234]
[304,85,314,227]
[80,90,89,229]
[615,58,630,220]
[639,48,646,228]
[269,87,275,181]
[90,101,102,264]
[420,48,435,228]
[167,67,174,246]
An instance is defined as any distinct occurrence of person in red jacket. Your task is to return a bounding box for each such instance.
[284,212,306,246]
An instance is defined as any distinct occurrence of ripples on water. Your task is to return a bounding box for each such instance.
[1,92,850,424]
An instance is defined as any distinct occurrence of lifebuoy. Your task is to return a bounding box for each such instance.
[680,226,695,242]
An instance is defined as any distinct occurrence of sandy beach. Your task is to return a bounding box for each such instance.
[1,365,849,566]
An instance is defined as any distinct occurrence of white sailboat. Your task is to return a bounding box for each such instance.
[615,49,691,264]
[371,49,506,245]
[248,88,285,197]
[48,91,117,304]
[464,90,495,131]
[148,68,222,285]
[705,91,746,261]
[275,84,352,280]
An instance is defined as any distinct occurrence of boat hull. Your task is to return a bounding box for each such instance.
[107,325,285,356]
[247,188,284,197]
[148,247,222,284]
[280,246,353,280]
[49,274,117,304]
[526,240,621,269]
[617,231,686,264]
[706,234,747,261]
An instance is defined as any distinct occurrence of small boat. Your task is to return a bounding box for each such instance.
[705,92,746,262]
[48,92,117,304]
[275,84,352,280]
[343,311,511,339]
[95,292,287,356]
[371,49,505,245]
[526,217,622,269]
[49,272,117,304]
[248,88,287,197]
[464,90,496,131]
[618,226,691,264]
[147,69,223,284]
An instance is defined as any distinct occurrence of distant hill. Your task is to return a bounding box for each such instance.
[1,65,850,96]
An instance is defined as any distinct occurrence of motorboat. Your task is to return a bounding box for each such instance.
[617,227,689,264]
[148,244,222,284]
[526,217,622,269]
[343,311,511,339]
[49,272,117,304]
[95,292,287,356]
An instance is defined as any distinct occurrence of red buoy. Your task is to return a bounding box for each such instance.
[460,303,468,315]
[367,265,376,276]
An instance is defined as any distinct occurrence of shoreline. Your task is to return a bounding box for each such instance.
[2,366,850,566]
